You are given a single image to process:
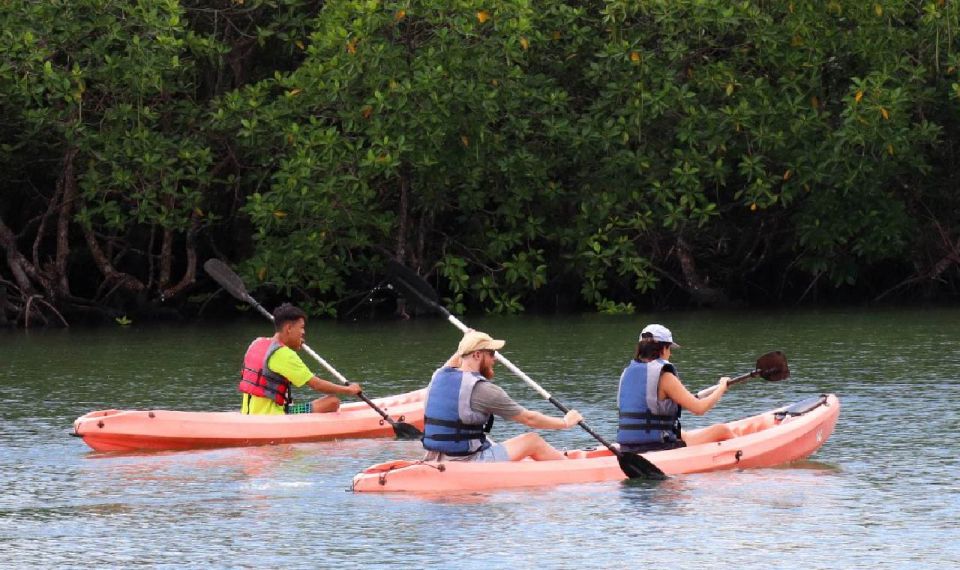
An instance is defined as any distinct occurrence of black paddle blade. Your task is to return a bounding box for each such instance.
[756,351,789,381]
[383,259,441,306]
[392,421,424,440]
[618,451,668,480]
[203,259,249,302]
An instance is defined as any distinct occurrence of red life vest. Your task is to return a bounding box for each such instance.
[238,337,292,406]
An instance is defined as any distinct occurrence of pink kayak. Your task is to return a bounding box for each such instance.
[73,389,426,452]
[352,394,840,493]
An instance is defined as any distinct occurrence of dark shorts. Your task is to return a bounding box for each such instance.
[619,440,686,453]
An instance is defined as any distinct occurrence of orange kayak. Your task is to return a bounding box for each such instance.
[352,394,840,493]
[73,389,426,452]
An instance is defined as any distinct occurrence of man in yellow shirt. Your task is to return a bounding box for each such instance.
[238,303,361,414]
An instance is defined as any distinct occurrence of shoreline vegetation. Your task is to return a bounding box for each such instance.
[2,1,959,328]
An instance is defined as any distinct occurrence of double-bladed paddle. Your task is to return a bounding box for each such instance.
[696,351,790,399]
[383,259,668,480]
[203,259,423,440]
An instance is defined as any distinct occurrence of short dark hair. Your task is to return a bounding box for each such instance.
[273,303,307,331]
[634,333,670,361]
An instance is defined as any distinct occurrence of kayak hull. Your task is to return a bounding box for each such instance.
[352,394,840,493]
[73,389,426,452]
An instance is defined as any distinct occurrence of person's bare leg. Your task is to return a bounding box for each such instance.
[681,424,735,446]
[311,395,341,413]
[502,432,567,461]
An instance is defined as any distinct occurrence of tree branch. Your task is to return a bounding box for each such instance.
[79,213,145,293]
[160,216,200,300]
[0,214,50,295]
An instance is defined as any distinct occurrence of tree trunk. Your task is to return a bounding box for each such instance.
[0,285,10,326]
[675,236,728,306]
[415,208,430,273]
[54,147,79,299]
[395,172,409,263]
[159,227,173,290]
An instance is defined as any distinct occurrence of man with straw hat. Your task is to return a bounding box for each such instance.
[421,330,582,462]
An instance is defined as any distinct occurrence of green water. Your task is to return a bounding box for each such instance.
[1,308,958,568]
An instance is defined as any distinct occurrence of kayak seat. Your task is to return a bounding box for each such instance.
[727,416,773,438]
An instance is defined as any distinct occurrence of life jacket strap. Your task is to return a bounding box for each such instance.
[619,421,676,431]
[619,411,676,420]
[425,433,485,442]
[238,376,292,405]
[483,415,494,434]
[619,410,678,431]
[424,416,487,438]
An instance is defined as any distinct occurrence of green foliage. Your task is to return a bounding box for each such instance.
[2,0,959,319]
[0,0,221,306]
[2,1,214,209]
[224,0,954,310]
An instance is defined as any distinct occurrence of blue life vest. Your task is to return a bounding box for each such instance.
[238,337,293,410]
[422,367,494,456]
[616,359,681,449]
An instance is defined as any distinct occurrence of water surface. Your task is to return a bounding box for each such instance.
[1,308,958,568]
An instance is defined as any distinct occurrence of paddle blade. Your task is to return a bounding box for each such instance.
[203,259,249,302]
[383,259,441,307]
[756,351,789,381]
[618,451,668,480]
[392,422,424,440]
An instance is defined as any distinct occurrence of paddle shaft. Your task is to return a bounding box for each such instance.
[695,370,755,399]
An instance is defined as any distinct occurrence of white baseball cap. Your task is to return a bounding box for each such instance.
[640,323,680,348]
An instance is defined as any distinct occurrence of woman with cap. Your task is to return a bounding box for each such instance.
[421,330,583,462]
[616,324,733,452]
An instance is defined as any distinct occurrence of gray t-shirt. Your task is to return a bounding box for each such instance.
[470,381,525,419]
